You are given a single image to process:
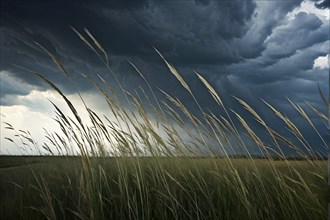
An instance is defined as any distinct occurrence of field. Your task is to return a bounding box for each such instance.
[0,156,327,220]
[1,30,329,220]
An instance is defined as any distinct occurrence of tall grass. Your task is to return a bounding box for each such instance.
[2,29,328,220]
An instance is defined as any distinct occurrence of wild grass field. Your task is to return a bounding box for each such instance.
[0,156,327,220]
[1,29,329,220]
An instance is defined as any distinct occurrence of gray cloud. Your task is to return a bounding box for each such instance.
[234,0,303,59]
[0,71,39,106]
[264,12,329,61]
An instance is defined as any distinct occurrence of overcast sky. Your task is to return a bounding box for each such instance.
[1,0,329,155]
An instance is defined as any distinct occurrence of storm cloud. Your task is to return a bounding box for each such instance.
[1,0,329,155]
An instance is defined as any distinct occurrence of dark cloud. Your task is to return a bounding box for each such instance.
[93,0,256,64]
[312,0,330,9]
[1,0,329,155]
[0,0,257,101]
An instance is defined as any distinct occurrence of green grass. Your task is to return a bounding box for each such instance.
[0,157,327,220]
[1,29,328,219]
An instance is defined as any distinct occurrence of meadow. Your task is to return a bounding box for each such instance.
[0,156,327,220]
[1,29,328,219]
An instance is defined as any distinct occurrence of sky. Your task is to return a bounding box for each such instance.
[0,0,329,155]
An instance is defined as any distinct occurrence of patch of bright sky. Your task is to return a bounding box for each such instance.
[1,104,55,155]
[313,54,329,69]
[0,88,109,155]
[287,0,330,21]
